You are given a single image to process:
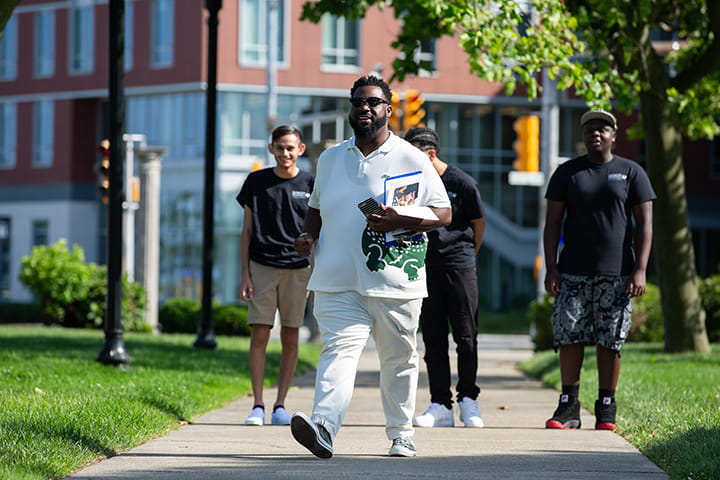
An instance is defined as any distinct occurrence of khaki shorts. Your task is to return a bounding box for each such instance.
[248,260,311,328]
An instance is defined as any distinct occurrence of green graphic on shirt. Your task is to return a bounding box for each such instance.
[361,226,427,280]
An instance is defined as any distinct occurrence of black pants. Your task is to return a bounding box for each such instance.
[420,266,480,406]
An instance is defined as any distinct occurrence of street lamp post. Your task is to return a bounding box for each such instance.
[195,0,222,349]
[97,0,130,365]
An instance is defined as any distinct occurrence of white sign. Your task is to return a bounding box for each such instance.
[508,171,546,187]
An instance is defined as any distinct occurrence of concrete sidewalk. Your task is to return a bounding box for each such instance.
[67,334,668,479]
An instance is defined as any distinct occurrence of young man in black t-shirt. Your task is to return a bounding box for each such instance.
[543,110,655,431]
[405,127,487,428]
[236,125,314,426]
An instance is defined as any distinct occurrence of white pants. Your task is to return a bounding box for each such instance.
[310,290,422,441]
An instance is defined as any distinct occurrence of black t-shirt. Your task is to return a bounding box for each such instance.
[236,167,314,268]
[425,164,485,269]
[545,154,656,276]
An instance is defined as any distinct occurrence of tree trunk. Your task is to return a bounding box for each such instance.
[639,94,711,353]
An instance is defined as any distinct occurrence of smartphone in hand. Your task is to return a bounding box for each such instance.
[357,197,386,216]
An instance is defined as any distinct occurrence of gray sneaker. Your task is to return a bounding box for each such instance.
[388,437,417,457]
[290,412,333,458]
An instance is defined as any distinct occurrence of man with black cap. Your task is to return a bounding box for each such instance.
[543,109,655,431]
[405,127,486,429]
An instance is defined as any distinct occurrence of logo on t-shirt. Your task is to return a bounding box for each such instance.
[292,190,310,199]
[607,173,627,182]
[361,226,427,281]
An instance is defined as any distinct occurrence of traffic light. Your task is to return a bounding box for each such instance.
[98,139,110,204]
[388,90,402,132]
[512,115,539,172]
[404,89,425,130]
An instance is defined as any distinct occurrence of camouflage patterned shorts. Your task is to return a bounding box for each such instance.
[551,274,632,351]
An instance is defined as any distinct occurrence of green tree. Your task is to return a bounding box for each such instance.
[302,0,715,353]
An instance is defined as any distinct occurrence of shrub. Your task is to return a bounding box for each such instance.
[0,302,42,324]
[699,274,720,343]
[19,239,93,325]
[213,303,250,336]
[18,239,148,332]
[528,294,554,351]
[629,283,663,342]
[158,298,250,336]
[158,298,200,333]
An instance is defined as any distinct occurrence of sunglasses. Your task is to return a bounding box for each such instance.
[349,97,390,108]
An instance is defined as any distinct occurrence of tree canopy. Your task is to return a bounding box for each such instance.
[303,0,719,138]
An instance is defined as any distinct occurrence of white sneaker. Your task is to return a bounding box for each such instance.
[459,397,484,427]
[271,406,291,425]
[244,406,265,425]
[389,437,417,457]
[412,403,454,427]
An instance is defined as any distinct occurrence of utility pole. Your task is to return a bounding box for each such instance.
[97,0,130,365]
[195,0,222,349]
[537,68,559,299]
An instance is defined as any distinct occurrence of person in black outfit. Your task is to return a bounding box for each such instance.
[236,125,314,426]
[543,109,655,431]
[405,127,486,428]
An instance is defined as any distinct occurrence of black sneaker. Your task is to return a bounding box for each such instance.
[545,394,581,429]
[290,412,333,458]
[594,398,617,430]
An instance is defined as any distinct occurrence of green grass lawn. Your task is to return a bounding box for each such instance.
[520,343,720,480]
[0,325,322,480]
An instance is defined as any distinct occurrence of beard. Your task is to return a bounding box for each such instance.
[349,114,387,140]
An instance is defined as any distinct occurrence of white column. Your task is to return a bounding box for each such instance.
[135,146,165,333]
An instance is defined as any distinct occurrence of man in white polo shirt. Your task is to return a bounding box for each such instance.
[291,75,451,458]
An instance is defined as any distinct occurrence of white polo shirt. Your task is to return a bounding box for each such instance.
[307,133,450,299]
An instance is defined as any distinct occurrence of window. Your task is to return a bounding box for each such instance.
[238,0,286,66]
[415,38,436,76]
[34,10,55,78]
[0,103,17,169]
[69,0,95,74]
[0,14,18,81]
[32,220,49,247]
[125,0,134,71]
[321,14,359,71]
[712,135,720,178]
[32,100,54,168]
[151,0,174,68]
[0,218,9,299]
